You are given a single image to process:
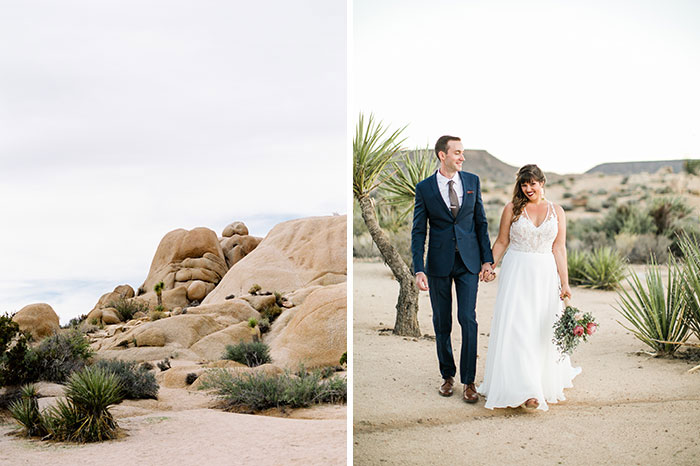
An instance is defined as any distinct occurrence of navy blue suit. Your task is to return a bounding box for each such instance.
[411,171,493,384]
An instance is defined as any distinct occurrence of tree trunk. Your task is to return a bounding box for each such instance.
[358,195,420,337]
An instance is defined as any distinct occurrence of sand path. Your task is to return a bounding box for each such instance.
[1,381,346,465]
[353,260,700,465]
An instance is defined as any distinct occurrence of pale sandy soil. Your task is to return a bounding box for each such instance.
[353,260,700,466]
[1,380,346,465]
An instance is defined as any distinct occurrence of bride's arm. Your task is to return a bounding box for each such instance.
[552,203,571,299]
[491,203,514,267]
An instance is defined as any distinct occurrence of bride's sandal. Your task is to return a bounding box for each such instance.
[523,398,539,409]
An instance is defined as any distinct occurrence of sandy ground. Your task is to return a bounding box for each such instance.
[0,382,346,465]
[353,260,700,466]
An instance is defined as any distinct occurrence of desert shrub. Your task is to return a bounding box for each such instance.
[648,197,692,236]
[93,359,158,400]
[600,204,655,238]
[567,218,610,252]
[273,292,284,306]
[615,233,672,264]
[0,314,33,387]
[109,298,149,322]
[185,373,198,385]
[684,159,700,175]
[562,192,573,199]
[149,310,166,321]
[340,352,347,366]
[260,304,283,323]
[247,318,258,328]
[28,329,94,383]
[43,366,123,442]
[677,234,700,339]
[353,232,379,258]
[615,257,690,356]
[223,341,271,367]
[63,314,87,329]
[568,249,589,287]
[580,247,627,290]
[200,367,347,413]
[257,318,271,334]
[157,358,171,371]
[248,284,261,295]
[8,384,48,437]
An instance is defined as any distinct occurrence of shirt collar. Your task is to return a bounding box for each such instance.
[436,169,459,185]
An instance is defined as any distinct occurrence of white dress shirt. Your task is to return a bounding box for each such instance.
[435,170,463,211]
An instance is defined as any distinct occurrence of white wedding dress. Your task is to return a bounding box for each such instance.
[477,201,581,411]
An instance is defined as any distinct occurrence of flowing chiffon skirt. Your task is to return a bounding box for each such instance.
[477,248,581,411]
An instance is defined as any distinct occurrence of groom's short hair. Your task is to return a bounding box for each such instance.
[435,135,461,160]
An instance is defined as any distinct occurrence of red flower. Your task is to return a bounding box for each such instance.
[586,322,597,335]
[573,325,584,337]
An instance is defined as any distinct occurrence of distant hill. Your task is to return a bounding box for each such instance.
[400,149,519,184]
[586,160,690,175]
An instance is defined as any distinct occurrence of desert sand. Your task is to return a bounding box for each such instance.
[0,386,346,465]
[353,260,700,466]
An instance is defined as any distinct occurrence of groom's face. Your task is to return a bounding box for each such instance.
[439,140,465,173]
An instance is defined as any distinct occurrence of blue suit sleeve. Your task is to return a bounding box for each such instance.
[411,184,427,274]
[474,176,494,264]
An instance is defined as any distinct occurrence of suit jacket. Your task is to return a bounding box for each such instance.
[411,171,494,276]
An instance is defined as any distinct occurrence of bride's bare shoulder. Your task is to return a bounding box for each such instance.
[550,202,566,218]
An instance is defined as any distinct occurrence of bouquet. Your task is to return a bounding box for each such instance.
[552,298,597,356]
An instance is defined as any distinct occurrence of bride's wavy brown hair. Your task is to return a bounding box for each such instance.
[511,164,546,221]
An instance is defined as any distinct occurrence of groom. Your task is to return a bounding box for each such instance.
[411,135,494,403]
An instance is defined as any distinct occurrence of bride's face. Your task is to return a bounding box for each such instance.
[520,179,544,201]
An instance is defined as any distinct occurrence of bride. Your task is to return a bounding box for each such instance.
[477,164,581,411]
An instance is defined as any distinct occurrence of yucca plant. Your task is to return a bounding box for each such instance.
[677,233,700,338]
[153,281,165,308]
[381,147,437,220]
[581,247,627,290]
[615,256,690,356]
[8,384,48,437]
[568,249,589,286]
[45,366,123,442]
[353,113,420,337]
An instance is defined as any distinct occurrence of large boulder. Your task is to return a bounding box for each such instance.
[12,303,60,341]
[220,233,263,268]
[265,283,346,369]
[139,227,228,303]
[184,300,260,326]
[203,215,346,303]
[104,314,224,350]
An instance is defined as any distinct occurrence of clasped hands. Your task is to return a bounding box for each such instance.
[480,262,496,282]
[415,262,496,291]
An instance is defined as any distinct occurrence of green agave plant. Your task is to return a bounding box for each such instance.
[615,256,690,356]
[567,249,589,287]
[677,233,700,338]
[581,247,627,290]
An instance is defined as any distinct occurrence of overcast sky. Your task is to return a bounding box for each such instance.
[0,1,347,323]
[353,0,700,175]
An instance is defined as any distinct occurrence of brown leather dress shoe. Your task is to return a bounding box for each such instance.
[463,383,479,403]
[439,377,454,397]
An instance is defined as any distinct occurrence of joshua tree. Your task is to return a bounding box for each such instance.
[381,146,438,220]
[153,281,164,308]
[353,113,420,337]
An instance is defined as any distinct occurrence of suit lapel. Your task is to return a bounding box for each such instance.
[456,171,469,218]
[427,172,453,218]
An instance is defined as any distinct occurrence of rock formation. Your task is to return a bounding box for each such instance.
[12,303,60,340]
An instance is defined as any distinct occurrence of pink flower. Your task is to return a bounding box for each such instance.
[573,325,584,337]
[586,322,597,335]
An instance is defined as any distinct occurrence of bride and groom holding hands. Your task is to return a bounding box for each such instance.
[411,135,580,411]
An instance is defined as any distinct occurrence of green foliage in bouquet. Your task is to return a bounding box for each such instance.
[553,304,597,356]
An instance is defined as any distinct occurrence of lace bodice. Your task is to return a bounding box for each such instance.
[509,201,558,254]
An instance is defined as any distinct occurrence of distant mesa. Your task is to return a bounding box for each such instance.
[585,160,691,175]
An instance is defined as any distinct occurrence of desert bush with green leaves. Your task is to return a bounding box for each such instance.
[93,359,158,400]
[26,329,94,383]
[200,367,347,413]
[109,298,149,321]
[223,341,271,367]
[0,314,33,387]
[615,257,690,356]
[568,247,627,290]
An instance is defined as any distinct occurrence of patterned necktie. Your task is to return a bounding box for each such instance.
[448,180,459,217]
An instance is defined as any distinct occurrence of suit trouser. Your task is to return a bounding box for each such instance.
[427,251,479,385]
